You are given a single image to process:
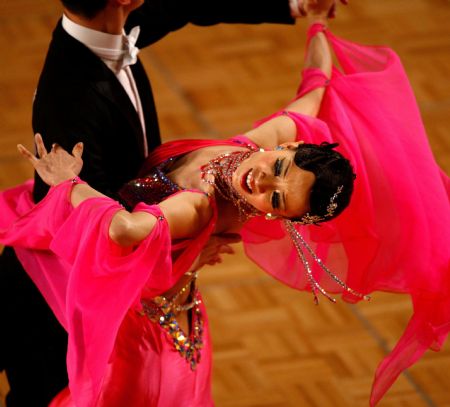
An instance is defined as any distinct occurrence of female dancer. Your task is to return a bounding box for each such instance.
[1,1,449,406]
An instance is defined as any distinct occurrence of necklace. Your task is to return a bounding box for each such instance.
[200,149,260,221]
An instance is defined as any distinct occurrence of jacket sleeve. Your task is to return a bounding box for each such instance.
[127,0,295,48]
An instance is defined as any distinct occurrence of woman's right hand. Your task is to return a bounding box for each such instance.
[17,133,84,186]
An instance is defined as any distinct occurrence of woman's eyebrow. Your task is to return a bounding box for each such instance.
[282,159,293,211]
[283,158,291,178]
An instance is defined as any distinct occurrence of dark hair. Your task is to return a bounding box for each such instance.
[292,142,355,223]
[61,0,108,19]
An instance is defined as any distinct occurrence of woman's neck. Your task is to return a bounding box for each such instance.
[167,145,247,191]
[167,145,250,233]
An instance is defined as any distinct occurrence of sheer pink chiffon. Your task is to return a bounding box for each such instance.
[0,180,216,407]
[243,25,450,405]
[0,25,449,406]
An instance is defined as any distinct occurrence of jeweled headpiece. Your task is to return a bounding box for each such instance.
[296,185,344,225]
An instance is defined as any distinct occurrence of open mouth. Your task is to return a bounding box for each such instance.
[241,169,253,193]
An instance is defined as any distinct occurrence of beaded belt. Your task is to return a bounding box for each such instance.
[140,280,204,370]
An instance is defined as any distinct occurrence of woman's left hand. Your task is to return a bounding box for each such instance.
[191,233,242,269]
[17,133,84,186]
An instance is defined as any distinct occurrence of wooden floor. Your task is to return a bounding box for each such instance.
[1,1,450,406]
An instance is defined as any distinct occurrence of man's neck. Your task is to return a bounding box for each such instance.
[64,7,127,35]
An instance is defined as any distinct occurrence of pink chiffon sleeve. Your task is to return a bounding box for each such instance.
[0,180,176,407]
[242,24,450,406]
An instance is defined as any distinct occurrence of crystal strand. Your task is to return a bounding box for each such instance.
[285,221,337,304]
[285,221,370,302]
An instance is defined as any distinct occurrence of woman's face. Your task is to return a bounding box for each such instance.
[232,147,316,219]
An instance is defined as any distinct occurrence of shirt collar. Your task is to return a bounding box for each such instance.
[62,14,123,56]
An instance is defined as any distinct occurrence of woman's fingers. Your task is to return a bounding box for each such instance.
[17,144,39,165]
[35,133,48,158]
[219,244,235,255]
[214,233,242,244]
[301,0,344,17]
[298,1,307,17]
[207,256,222,265]
[327,3,336,18]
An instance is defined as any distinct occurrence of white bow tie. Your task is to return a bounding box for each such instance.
[118,26,140,71]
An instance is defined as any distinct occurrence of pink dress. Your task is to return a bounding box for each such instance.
[0,25,449,406]
[0,180,217,407]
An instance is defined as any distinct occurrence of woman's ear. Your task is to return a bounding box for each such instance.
[278,140,305,150]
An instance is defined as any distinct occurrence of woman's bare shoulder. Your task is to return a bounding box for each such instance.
[159,190,214,240]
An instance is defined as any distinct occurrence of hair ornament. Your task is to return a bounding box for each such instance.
[296,185,343,225]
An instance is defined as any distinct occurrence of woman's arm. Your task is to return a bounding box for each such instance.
[244,1,334,149]
[106,190,211,246]
[18,135,212,247]
[69,180,211,245]
[285,30,331,116]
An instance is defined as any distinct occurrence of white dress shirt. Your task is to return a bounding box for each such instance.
[62,14,148,156]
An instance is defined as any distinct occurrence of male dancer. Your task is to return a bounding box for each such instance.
[0,0,302,405]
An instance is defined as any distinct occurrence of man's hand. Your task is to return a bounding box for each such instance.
[290,0,347,19]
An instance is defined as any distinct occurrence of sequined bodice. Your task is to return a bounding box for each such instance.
[119,158,181,209]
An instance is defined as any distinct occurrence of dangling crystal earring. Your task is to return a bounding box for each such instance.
[284,220,371,304]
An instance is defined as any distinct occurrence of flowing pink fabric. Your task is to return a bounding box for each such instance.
[0,180,216,406]
[0,25,449,406]
[242,25,450,405]
[88,24,450,403]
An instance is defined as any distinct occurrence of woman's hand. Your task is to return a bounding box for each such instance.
[193,233,242,268]
[17,133,84,186]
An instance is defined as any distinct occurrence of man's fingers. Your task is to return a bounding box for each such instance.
[72,142,84,158]
[219,245,235,255]
[35,133,48,158]
[17,144,38,164]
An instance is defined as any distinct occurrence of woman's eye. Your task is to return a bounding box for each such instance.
[274,158,283,176]
[271,191,280,209]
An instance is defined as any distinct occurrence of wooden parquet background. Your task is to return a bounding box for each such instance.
[1,1,450,406]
